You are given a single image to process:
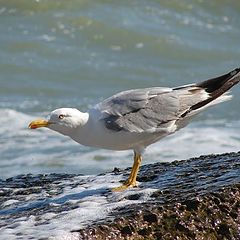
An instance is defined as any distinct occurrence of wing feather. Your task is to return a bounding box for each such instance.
[94,86,210,133]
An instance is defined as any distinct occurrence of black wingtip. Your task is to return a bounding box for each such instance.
[230,68,240,77]
[197,68,240,93]
[180,68,240,116]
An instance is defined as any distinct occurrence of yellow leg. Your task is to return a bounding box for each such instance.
[112,152,142,191]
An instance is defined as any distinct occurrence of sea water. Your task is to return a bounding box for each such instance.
[0,0,240,179]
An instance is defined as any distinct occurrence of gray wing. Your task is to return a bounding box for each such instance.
[94,86,207,133]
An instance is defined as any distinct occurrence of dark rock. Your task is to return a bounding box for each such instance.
[0,152,240,239]
[120,224,135,236]
[143,212,158,224]
[217,222,231,237]
[125,193,142,200]
[76,152,240,240]
[182,198,200,211]
[138,226,152,236]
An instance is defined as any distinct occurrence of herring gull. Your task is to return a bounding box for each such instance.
[29,68,240,191]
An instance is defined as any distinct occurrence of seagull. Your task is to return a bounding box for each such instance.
[29,68,240,191]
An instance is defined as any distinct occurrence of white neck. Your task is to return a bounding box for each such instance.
[75,112,89,127]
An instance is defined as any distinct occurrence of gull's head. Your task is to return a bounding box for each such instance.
[28,108,89,135]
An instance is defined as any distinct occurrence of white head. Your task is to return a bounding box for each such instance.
[29,108,89,136]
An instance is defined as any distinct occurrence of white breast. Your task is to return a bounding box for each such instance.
[68,112,174,152]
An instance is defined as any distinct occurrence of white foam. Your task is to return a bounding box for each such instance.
[0,173,156,239]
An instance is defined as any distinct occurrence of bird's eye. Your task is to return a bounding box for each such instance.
[58,114,65,119]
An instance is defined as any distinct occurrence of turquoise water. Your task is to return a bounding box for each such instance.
[0,0,240,179]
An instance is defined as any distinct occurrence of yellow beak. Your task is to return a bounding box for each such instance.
[28,119,49,129]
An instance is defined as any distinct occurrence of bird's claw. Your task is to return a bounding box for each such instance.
[111,180,137,192]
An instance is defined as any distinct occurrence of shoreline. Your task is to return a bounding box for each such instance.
[0,151,239,239]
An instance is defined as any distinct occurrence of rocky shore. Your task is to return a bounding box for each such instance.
[0,152,239,239]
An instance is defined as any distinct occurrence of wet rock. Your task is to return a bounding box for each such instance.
[0,152,239,239]
[125,193,142,200]
[143,212,158,224]
[182,198,200,211]
[77,152,240,240]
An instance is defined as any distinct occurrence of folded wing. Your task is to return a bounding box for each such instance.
[94,68,240,133]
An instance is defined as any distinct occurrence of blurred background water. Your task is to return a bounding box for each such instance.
[0,0,240,179]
